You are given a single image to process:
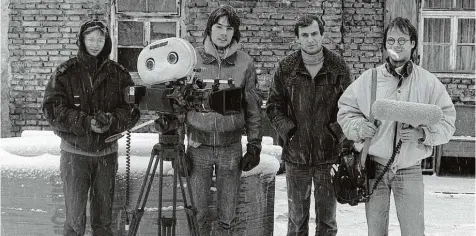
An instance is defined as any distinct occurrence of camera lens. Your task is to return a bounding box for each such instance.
[146,58,155,71]
[167,52,179,64]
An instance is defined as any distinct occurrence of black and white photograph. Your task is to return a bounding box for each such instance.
[0,0,474,235]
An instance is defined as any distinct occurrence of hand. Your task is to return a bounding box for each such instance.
[240,144,261,171]
[154,114,179,134]
[358,121,378,139]
[91,111,112,133]
[399,124,425,143]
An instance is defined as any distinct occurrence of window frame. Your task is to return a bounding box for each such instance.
[116,0,181,16]
[419,9,475,76]
[110,1,183,82]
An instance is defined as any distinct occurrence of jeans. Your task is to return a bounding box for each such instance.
[188,142,242,236]
[285,162,337,236]
[365,163,425,236]
[60,151,118,236]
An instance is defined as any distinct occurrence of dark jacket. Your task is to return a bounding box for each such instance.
[42,20,139,153]
[266,47,351,165]
[185,38,262,147]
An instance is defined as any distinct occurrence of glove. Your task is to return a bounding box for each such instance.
[91,110,112,133]
[174,151,193,177]
[154,114,179,134]
[240,144,261,171]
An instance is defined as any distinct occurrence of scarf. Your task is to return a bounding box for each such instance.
[385,57,413,78]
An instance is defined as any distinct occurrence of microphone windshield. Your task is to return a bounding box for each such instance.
[372,99,443,126]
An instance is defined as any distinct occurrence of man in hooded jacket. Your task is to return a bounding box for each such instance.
[43,19,139,236]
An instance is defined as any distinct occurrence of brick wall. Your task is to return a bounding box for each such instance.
[7,0,108,136]
[184,0,386,92]
[440,77,476,105]
[4,0,475,136]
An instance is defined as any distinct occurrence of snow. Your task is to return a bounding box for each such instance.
[1,132,475,236]
[0,131,282,177]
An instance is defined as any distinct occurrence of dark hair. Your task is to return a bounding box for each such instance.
[383,17,418,56]
[294,14,325,37]
[203,5,241,43]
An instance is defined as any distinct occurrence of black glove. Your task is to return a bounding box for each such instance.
[174,151,193,177]
[154,114,179,134]
[91,110,112,133]
[240,144,261,171]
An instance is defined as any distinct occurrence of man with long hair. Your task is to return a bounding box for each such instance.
[184,5,262,235]
[337,17,456,236]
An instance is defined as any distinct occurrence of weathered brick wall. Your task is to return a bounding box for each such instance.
[4,0,475,136]
[184,0,386,92]
[7,0,108,136]
[440,77,475,105]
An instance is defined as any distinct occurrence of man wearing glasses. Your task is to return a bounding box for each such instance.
[337,17,455,236]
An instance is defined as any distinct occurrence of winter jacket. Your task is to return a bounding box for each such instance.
[43,20,139,154]
[185,38,262,147]
[266,47,352,166]
[337,63,456,170]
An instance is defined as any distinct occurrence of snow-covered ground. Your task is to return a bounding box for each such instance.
[1,131,474,236]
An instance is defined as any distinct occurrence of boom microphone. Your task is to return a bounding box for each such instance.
[372,99,443,127]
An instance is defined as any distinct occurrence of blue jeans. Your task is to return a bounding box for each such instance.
[365,163,425,236]
[60,151,118,236]
[285,162,337,236]
[188,142,242,236]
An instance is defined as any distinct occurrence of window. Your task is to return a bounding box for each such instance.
[117,0,178,14]
[111,0,181,76]
[420,0,475,74]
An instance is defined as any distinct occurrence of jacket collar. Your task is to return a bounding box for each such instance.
[293,47,347,76]
[200,36,239,65]
[384,57,413,78]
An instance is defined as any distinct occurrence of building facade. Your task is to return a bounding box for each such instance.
[1,0,474,137]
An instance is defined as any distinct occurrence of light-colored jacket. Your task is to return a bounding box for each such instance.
[337,63,456,170]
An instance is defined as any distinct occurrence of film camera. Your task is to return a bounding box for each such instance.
[125,37,242,116]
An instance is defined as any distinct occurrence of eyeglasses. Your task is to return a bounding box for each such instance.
[386,37,410,46]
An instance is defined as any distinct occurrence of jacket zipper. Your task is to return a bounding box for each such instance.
[214,61,222,147]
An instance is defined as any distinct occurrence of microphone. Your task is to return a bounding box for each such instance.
[372,99,443,127]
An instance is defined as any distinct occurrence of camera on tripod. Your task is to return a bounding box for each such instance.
[117,37,247,236]
[124,37,242,116]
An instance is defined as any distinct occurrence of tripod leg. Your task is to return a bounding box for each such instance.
[158,152,164,236]
[157,150,178,236]
[129,152,161,236]
[177,152,200,236]
[172,158,178,236]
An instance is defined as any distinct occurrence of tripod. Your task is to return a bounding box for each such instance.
[127,127,200,236]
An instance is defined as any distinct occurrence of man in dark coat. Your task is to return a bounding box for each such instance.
[266,15,352,236]
[42,19,139,236]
